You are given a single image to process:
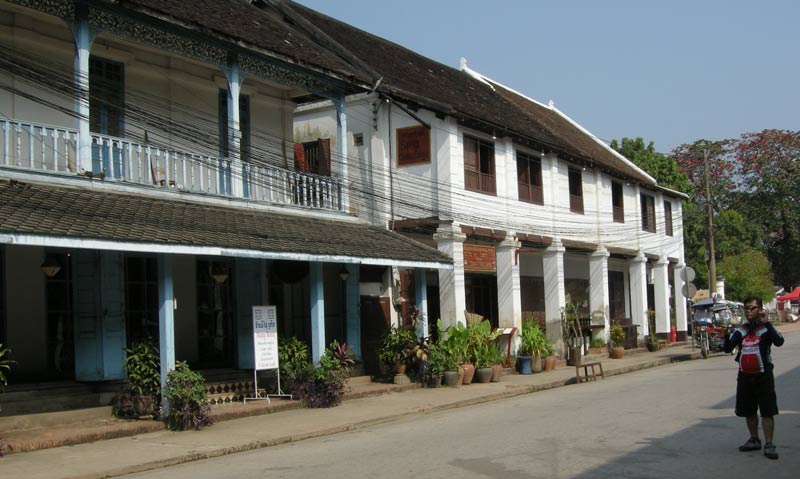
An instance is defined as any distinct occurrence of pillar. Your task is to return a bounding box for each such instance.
[414,269,429,338]
[309,262,325,365]
[71,7,94,173]
[158,255,176,416]
[673,263,689,340]
[224,62,243,197]
[335,97,349,211]
[589,248,610,340]
[629,254,647,338]
[496,238,522,330]
[434,224,466,328]
[653,257,670,339]
[543,240,566,353]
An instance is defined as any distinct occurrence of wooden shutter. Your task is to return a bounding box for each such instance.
[318,138,331,176]
[294,143,308,172]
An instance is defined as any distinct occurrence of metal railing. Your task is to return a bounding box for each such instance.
[0,119,342,211]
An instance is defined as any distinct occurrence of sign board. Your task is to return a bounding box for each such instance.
[253,306,279,371]
[681,283,697,299]
[463,244,496,272]
[680,266,696,283]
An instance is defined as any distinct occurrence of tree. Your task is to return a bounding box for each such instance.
[717,250,774,302]
[610,137,690,193]
[732,129,800,289]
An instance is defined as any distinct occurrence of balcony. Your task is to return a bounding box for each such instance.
[0,119,343,211]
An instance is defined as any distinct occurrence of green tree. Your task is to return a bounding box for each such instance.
[717,250,774,301]
[610,137,690,193]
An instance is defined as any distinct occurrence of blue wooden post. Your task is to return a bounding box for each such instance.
[415,269,428,338]
[158,255,176,416]
[310,262,325,365]
[345,263,361,360]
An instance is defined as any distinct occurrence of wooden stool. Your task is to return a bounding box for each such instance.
[576,361,605,383]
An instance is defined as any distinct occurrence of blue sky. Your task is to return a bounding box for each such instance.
[296,0,799,154]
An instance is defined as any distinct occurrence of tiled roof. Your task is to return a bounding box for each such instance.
[97,0,371,85]
[0,180,450,266]
[284,1,655,184]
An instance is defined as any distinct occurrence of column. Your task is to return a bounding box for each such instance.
[543,240,566,353]
[414,269,429,338]
[434,224,466,328]
[224,62,243,197]
[589,248,610,340]
[653,257,670,339]
[345,263,361,360]
[309,262,326,365]
[629,254,647,338]
[158,255,176,416]
[673,263,689,341]
[71,7,94,173]
[496,237,522,330]
[335,97,349,211]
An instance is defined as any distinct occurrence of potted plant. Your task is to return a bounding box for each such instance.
[517,321,540,375]
[562,300,583,366]
[610,322,626,359]
[119,338,161,419]
[278,336,310,393]
[443,322,473,384]
[378,326,416,375]
[646,309,659,352]
[470,320,499,383]
[424,342,445,388]
[294,341,355,408]
[0,343,14,457]
[163,361,212,430]
[542,339,557,371]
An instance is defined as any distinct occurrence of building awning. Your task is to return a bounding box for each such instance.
[0,180,452,269]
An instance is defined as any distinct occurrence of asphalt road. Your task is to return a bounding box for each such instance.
[125,340,799,479]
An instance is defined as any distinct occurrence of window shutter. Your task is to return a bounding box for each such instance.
[319,138,331,176]
[218,89,228,158]
[239,95,250,161]
[464,137,478,172]
[294,143,308,172]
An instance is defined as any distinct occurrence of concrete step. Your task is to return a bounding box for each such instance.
[0,405,114,432]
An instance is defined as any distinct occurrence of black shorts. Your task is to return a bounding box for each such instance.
[735,371,779,417]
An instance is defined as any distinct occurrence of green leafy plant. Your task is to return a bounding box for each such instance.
[561,298,582,350]
[124,339,161,398]
[590,338,607,349]
[278,336,310,385]
[425,342,446,376]
[378,326,416,372]
[441,322,469,365]
[0,343,15,457]
[294,341,354,408]
[647,309,658,344]
[163,361,212,431]
[610,323,626,348]
[519,321,548,357]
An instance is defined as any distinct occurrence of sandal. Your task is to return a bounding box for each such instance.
[763,443,778,460]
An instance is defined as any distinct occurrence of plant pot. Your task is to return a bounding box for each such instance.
[490,364,503,382]
[443,370,460,387]
[517,355,532,375]
[611,346,625,359]
[566,346,582,366]
[531,354,543,373]
[646,341,658,352]
[460,363,475,385]
[426,373,443,388]
[543,354,556,371]
[475,367,493,383]
[132,394,155,418]
[395,362,407,374]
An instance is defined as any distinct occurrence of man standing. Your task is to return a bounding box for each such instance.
[724,296,784,459]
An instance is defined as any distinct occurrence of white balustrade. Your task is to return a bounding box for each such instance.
[0,119,342,211]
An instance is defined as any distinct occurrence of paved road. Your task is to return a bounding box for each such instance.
[126,341,799,479]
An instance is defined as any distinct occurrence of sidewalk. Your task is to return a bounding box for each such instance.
[2,323,798,479]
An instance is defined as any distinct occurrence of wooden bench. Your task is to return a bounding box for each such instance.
[576,361,605,383]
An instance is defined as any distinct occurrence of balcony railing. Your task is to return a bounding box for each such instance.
[613,205,624,223]
[1,119,342,211]
[518,182,544,205]
[569,194,584,214]
[465,170,496,195]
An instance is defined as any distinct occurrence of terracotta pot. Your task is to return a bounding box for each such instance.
[543,355,556,371]
[456,366,465,386]
[490,364,503,382]
[531,354,543,373]
[611,346,625,359]
[461,363,475,385]
[395,362,407,374]
[475,367,493,383]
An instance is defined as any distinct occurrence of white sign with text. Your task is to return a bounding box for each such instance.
[253,306,278,371]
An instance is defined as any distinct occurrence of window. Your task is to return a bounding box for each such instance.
[218,90,251,161]
[463,136,496,195]
[517,152,543,204]
[612,182,624,223]
[293,138,331,176]
[664,201,673,236]
[568,168,584,214]
[641,194,656,232]
[90,56,124,136]
[45,251,74,378]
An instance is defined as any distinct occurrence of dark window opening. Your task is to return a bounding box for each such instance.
[464,136,496,195]
[664,201,674,236]
[90,56,124,137]
[612,181,624,223]
[196,260,236,368]
[294,138,331,176]
[45,251,74,379]
[517,152,543,205]
[568,168,584,214]
[218,90,251,161]
[641,194,656,232]
[125,256,159,347]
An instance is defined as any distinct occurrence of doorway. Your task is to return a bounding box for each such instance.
[465,274,498,328]
[360,295,390,375]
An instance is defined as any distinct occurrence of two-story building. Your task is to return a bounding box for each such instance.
[288,2,689,354]
[0,0,450,400]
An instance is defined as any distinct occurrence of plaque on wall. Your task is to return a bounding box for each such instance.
[463,244,496,272]
[396,125,430,166]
